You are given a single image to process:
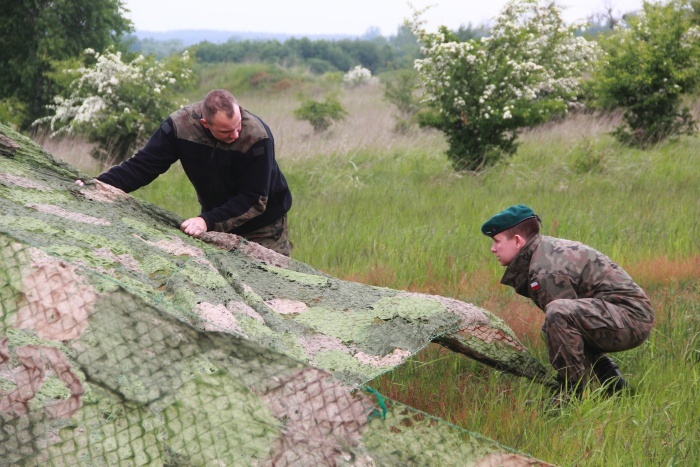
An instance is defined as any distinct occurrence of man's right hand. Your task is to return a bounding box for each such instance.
[75,180,85,187]
[180,216,208,238]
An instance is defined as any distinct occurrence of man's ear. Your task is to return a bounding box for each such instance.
[200,118,209,128]
[514,234,526,250]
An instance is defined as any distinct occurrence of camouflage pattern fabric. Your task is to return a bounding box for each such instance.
[501,234,654,384]
[0,123,555,465]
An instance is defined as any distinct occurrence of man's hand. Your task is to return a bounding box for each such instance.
[180,216,208,238]
[75,180,85,187]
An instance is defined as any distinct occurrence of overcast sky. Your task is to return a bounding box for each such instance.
[121,0,645,36]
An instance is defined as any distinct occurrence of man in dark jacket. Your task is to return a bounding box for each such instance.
[88,89,293,255]
[481,205,654,401]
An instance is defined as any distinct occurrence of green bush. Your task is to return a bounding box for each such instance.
[382,69,420,118]
[590,0,700,147]
[408,0,600,171]
[293,95,348,132]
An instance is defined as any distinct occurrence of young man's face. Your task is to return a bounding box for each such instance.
[490,232,522,266]
[200,105,242,144]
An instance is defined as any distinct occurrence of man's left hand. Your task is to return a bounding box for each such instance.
[180,217,208,238]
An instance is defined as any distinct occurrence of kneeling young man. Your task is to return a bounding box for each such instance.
[482,205,654,399]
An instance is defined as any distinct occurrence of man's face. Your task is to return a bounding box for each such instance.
[490,232,522,266]
[201,105,242,144]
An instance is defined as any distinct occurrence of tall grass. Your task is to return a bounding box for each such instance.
[44,73,700,465]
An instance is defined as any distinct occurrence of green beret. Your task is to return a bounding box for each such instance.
[481,204,539,237]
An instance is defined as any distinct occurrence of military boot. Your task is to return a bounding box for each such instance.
[593,355,630,396]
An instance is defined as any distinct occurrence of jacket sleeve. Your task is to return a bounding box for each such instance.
[533,273,579,311]
[199,138,274,232]
[96,119,179,193]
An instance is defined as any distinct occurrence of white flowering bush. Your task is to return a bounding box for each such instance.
[409,0,601,171]
[590,0,700,147]
[343,65,375,88]
[34,49,193,163]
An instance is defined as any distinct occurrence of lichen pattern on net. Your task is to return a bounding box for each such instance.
[0,123,554,465]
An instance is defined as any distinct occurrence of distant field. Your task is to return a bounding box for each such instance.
[43,72,700,466]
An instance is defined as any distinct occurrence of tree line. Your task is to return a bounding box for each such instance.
[191,31,417,74]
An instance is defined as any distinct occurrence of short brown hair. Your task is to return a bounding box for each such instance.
[202,89,238,122]
[501,217,540,240]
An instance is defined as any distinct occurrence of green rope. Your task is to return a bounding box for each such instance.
[363,386,387,420]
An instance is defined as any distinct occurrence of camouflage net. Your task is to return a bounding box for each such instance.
[0,123,555,465]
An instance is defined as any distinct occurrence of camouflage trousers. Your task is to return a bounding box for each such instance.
[543,298,653,385]
[242,214,292,257]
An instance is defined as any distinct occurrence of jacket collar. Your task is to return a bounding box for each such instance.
[500,234,541,290]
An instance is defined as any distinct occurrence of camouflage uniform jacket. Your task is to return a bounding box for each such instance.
[98,102,292,235]
[500,235,654,324]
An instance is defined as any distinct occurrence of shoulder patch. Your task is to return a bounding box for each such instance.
[230,108,269,153]
[170,101,212,146]
[160,121,172,134]
[252,145,265,156]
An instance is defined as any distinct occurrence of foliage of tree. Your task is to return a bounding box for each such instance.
[293,96,348,132]
[34,49,194,163]
[0,0,132,128]
[287,38,356,72]
[590,0,700,147]
[409,0,600,171]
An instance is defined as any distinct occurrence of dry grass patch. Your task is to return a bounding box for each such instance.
[520,109,624,146]
[625,254,700,287]
[243,83,447,162]
[30,131,103,175]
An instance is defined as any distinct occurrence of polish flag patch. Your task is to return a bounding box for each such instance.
[530,281,541,291]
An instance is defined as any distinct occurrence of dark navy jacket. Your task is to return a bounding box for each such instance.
[97,102,292,235]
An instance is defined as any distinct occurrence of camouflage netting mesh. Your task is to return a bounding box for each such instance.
[0,123,555,465]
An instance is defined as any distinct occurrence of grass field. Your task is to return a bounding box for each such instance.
[42,77,700,465]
